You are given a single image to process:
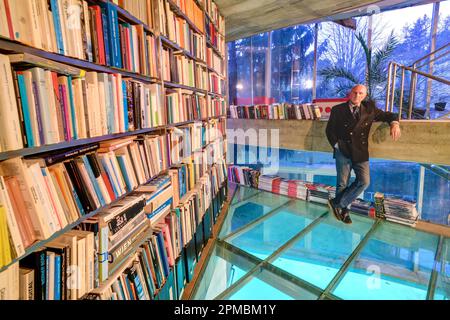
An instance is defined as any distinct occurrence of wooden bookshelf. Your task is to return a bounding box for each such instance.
[0,0,227,301]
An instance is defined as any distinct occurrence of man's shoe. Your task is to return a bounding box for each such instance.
[341,208,353,224]
[328,199,342,221]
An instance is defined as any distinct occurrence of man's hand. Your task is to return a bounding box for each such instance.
[390,122,401,141]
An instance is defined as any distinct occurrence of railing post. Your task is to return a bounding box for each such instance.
[398,67,405,121]
[390,64,397,112]
[408,64,418,119]
[385,62,392,112]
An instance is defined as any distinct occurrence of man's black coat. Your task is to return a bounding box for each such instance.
[325,100,398,163]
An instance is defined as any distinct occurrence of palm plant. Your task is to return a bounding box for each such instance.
[319,31,399,99]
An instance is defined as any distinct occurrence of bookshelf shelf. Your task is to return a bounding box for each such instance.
[0,38,159,84]
[0,169,168,274]
[206,38,224,60]
[160,35,206,64]
[164,80,207,94]
[166,0,204,36]
[0,0,227,301]
[112,2,156,35]
[0,116,226,162]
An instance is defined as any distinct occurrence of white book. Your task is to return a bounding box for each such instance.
[97,73,108,136]
[98,153,121,198]
[66,230,94,294]
[115,74,125,133]
[46,251,55,300]
[0,158,51,240]
[21,71,42,147]
[19,268,35,300]
[108,151,128,195]
[45,70,63,143]
[46,6,58,53]
[35,0,51,51]
[72,78,87,139]
[0,262,19,300]
[30,68,56,144]
[59,0,72,57]
[0,55,23,152]
[9,0,33,45]
[96,173,112,205]
[0,1,9,38]
[41,166,69,229]
[82,0,93,62]
[26,162,61,234]
[110,74,119,134]
[85,72,100,137]
[0,176,25,257]
[75,160,100,209]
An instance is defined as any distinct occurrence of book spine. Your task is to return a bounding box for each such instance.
[17,74,35,147]
[67,76,78,140]
[50,0,65,54]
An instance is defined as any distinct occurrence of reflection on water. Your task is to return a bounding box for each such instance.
[229,144,450,226]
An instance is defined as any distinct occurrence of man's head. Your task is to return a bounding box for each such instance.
[349,84,367,106]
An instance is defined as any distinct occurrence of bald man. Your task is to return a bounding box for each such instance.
[326,85,401,224]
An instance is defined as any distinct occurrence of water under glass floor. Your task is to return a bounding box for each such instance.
[191,185,450,300]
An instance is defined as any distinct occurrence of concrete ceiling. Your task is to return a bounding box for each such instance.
[217,0,439,41]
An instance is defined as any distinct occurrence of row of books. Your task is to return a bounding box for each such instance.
[0,228,96,300]
[209,73,226,95]
[205,15,226,56]
[81,160,227,300]
[164,0,205,33]
[204,0,225,35]
[0,170,228,300]
[112,0,156,30]
[206,48,225,76]
[0,54,165,151]
[162,9,206,62]
[0,0,160,74]
[0,142,228,299]
[165,89,227,124]
[228,103,323,120]
[118,23,159,77]
[0,133,170,265]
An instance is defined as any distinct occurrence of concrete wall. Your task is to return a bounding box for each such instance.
[226,119,450,166]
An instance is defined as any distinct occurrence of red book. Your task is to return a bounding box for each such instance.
[92,6,106,65]
[3,0,14,39]
[101,171,116,201]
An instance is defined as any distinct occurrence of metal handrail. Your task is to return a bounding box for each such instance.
[386,61,450,120]
[410,43,450,67]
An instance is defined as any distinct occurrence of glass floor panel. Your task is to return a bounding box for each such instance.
[191,185,450,300]
[191,245,258,300]
[434,238,450,300]
[224,200,328,260]
[226,269,318,300]
[270,214,374,290]
[219,188,292,239]
[332,222,439,300]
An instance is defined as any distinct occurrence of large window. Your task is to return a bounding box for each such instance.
[228,1,450,116]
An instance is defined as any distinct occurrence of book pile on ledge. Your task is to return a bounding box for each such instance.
[228,166,419,227]
[374,192,419,227]
[228,103,323,120]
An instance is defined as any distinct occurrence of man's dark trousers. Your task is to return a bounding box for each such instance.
[333,148,370,209]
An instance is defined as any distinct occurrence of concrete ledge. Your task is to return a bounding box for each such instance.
[226,119,450,166]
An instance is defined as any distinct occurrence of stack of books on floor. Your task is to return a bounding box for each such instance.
[350,199,374,217]
[382,194,419,227]
[305,183,335,205]
[227,166,260,189]
[228,103,322,120]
